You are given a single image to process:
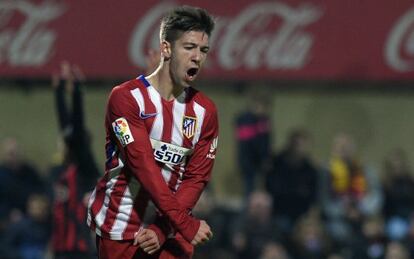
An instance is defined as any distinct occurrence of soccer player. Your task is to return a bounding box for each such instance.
[87,5,218,259]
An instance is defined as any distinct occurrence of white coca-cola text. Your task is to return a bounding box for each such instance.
[0,1,65,67]
[129,1,322,70]
[385,6,414,72]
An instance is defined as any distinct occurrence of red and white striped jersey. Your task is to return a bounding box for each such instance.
[87,75,219,242]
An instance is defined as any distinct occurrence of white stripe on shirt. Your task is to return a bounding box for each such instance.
[131,88,145,112]
[147,86,163,140]
[172,99,186,146]
[94,176,119,234]
[110,177,140,239]
[193,101,206,146]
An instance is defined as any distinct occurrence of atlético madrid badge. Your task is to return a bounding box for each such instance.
[182,116,197,139]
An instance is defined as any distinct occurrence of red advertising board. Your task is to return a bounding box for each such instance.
[0,0,413,80]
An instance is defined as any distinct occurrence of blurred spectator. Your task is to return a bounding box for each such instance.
[0,138,45,227]
[327,253,346,259]
[382,149,414,241]
[230,190,282,259]
[265,129,319,233]
[260,241,291,259]
[193,188,237,259]
[48,62,100,259]
[351,215,387,259]
[401,216,414,257]
[290,213,331,259]
[321,133,383,244]
[384,242,410,259]
[144,48,161,75]
[235,89,272,197]
[0,193,51,259]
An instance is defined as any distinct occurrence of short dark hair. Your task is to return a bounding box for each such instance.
[160,5,215,43]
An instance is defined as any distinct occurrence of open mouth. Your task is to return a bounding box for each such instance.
[186,68,199,80]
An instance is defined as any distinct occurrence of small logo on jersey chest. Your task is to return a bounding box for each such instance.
[139,111,157,119]
[182,116,197,139]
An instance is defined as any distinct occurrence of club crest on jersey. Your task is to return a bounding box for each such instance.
[182,116,197,139]
[112,117,134,146]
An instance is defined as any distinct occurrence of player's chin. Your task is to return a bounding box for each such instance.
[183,75,196,86]
[182,79,193,87]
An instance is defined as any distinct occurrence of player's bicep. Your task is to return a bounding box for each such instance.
[185,110,219,179]
[106,88,152,158]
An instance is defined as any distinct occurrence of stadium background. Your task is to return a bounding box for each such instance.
[2,83,414,198]
[1,0,414,258]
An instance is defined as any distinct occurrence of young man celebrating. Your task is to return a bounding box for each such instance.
[87,5,218,259]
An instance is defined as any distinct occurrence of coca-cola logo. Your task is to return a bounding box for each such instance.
[0,1,65,67]
[385,6,414,72]
[129,1,322,71]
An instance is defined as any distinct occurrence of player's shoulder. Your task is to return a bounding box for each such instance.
[110,77,146,98]
[188,88,217,114]
[112,77,146,93]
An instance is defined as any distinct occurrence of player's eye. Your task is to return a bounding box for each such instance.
[184,45,195,50]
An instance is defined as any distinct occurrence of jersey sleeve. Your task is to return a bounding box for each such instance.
[106,86,200,242]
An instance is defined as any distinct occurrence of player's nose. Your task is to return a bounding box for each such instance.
[191,49,202,64]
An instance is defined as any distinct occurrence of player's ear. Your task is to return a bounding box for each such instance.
[161,40,171,60]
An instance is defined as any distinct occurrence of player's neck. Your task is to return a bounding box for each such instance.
[146,66,184,101]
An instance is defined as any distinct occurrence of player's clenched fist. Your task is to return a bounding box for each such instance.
[191,220,213,246]
[134,229,161,255]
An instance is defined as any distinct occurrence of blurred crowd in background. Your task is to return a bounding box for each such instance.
[1,80,414,259]
[1,0,414,258]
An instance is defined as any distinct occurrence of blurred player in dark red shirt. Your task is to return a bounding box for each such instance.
[87,5,218,259]
[50,63,100,259]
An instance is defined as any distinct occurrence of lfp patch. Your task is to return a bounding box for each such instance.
[112,117,134,146]
[182,116,197,139]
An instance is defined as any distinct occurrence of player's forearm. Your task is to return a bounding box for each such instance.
[177,179,207,212]
[146,179,207,243]
[72,80,85,132]
[54,79,70,130]
[127,152,200,242]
